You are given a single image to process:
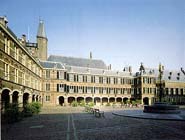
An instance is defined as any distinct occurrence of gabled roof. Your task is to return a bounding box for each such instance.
[37,20,46,38]
[66,65,132,77]
[47,55,107,69]
[39,61,65,69]
[139,68,185,82]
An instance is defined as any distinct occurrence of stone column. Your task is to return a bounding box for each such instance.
[28,95,32,103]
[9,93,12,104]
[92,97,94,103]
[149,98,152,105]
[56,96,59,105]
[64,97,68,106]
[18,94,23,107]
[100,98,102,105]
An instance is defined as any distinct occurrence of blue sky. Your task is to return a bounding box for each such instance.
[1,0,184,71]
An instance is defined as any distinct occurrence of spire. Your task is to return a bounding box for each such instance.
[90,51,92,59]
[37,20,46,38]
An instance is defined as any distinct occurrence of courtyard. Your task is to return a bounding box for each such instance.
[2,106,185,140]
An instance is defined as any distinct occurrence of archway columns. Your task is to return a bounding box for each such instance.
[9,93,13,103]
[56,96,59,105]
[64,97,68,106]
[28,95,32,103]
[100,98,102,105]
[149,98,152,105]
[18,94,23,107]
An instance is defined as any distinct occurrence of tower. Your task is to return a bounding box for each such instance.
[37,20,48,61]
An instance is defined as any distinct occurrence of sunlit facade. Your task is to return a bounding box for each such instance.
[0,16,185,108]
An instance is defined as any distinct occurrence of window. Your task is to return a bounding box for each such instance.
[46,96,50,101]
[64,72,67,79]
[180,89,183,96]
[166,88,169,95]
[5,63,9,80]
[170,88,174,95]
[46,70,50,78]
[46,83,50,91]
[74,75,76,82]
[15,69,18,83]
[57,71,60,79]
[176,88,179,95]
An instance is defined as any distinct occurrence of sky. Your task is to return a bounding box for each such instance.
[1,0,185,72]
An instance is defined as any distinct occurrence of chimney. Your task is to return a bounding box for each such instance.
[22,34,26,42]
[109,64,111,70]
[0,16,8,27]
[129,66,132,73]
[90,52,92,59]
[21,34,26,46]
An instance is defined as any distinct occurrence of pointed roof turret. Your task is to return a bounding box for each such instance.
[37,20,47,38]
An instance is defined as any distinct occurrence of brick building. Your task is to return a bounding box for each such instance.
[0,16,185,108]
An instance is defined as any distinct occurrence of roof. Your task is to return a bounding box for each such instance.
[66,65,132,77]
[138,68,185,82]
[47,55,107,69]
[39,61,65,69]
[37,20,46,38]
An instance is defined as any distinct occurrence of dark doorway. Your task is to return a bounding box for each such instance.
[59,96,64,106]
[143,97,149,105]
[12,91,19,104]
[23,93,29,106]
[1,89,10,108]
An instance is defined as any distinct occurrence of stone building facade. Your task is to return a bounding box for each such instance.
[0,16,185,108]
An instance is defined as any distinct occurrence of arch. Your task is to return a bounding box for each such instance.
[123,97,128,104]
[1,89,10,108]
[102,97,108,104]
[23,93,29,106]
[143,97,149,105]
[77,97,84,103]
[32,95,35,102]
[68,97,75,104]
[59,96,64,106]
[116,97,122,103]
[38,96,41,102]
[36,95,39,102]
[109,97,115,103]
[12,91,19,104]
[86,97,92,103]
[94,97,100,104]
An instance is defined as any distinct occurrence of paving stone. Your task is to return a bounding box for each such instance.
[1,106,185,140]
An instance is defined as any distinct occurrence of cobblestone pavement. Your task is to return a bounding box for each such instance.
[2,106,185,140]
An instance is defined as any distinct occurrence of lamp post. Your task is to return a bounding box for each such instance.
[158,63,164,102]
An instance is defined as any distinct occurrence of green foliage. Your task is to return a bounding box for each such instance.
[106,102,110,106]
[3,103,23,123]
[131,101,136,106]
[79,100,86,107]
[31,102,42,114]
[135,100,141,104]
[2,102,42,124]
[71,101,78,107]
[23,102,42,117]
[126,100,130,104]
[88,102,94,107]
